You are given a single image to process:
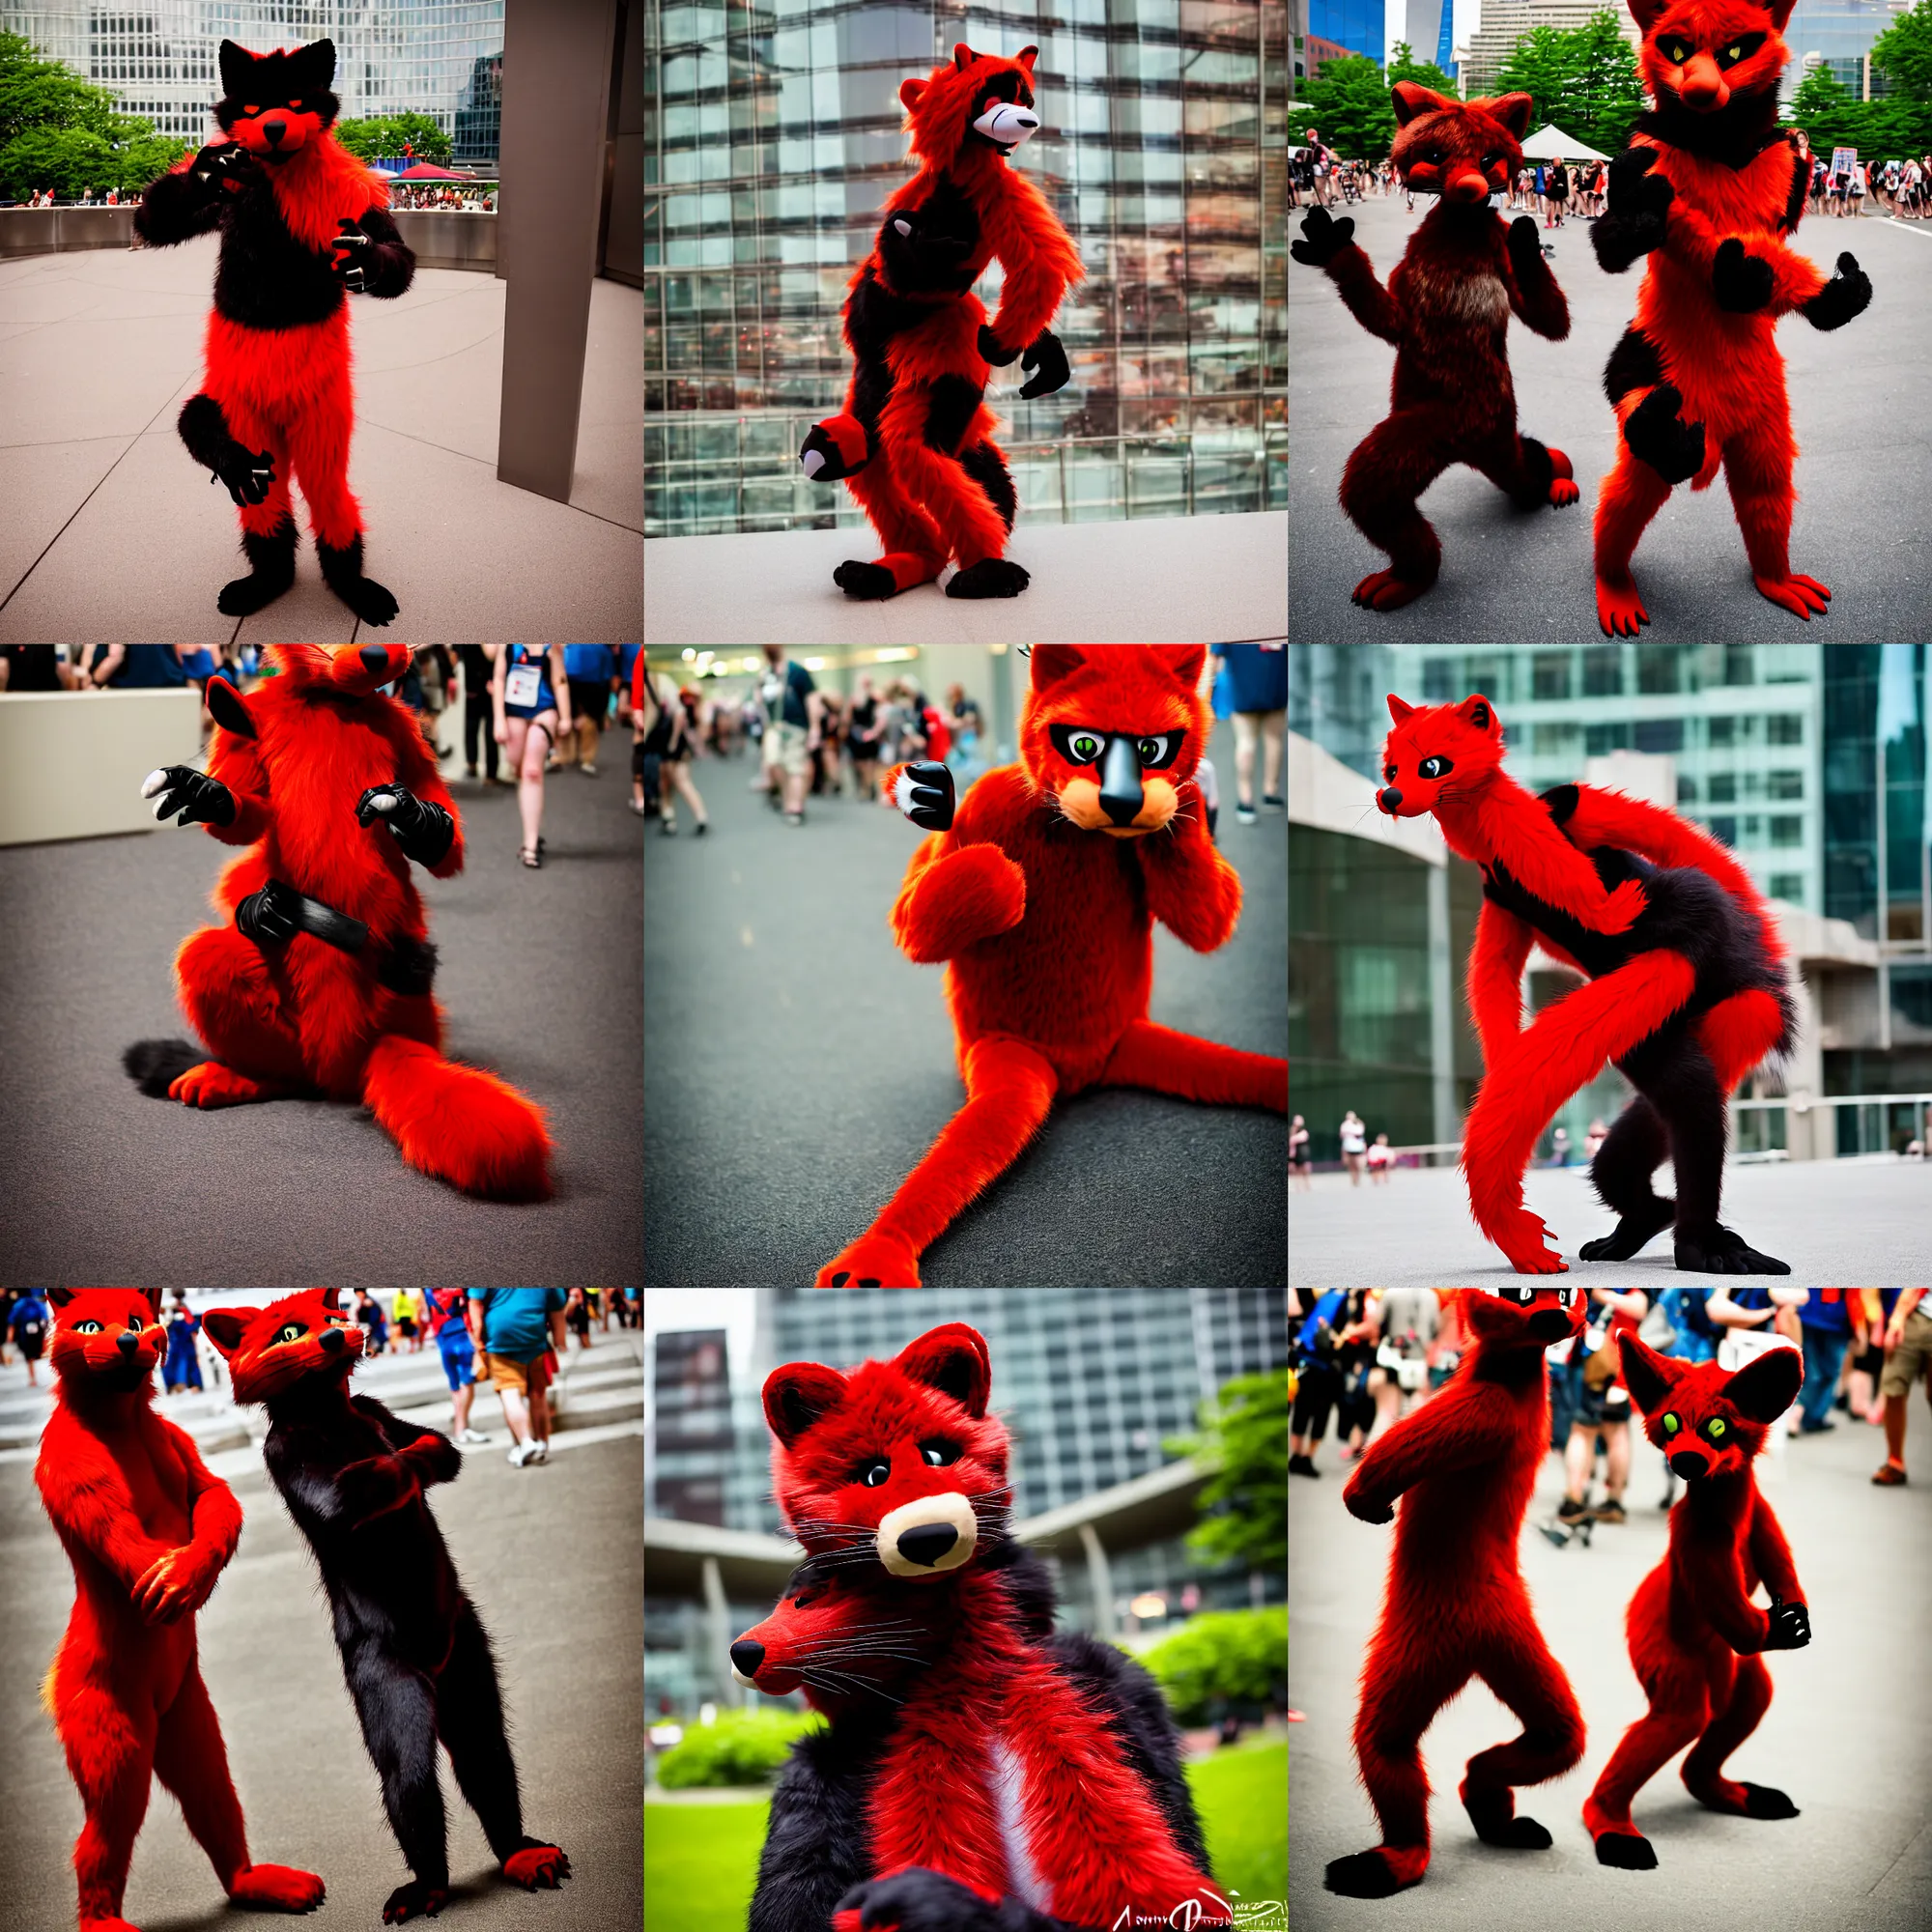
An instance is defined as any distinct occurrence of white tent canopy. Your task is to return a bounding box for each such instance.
[1518,123,1610,162]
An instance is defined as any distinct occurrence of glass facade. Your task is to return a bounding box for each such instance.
[643,0,1289,537]
[1781,0,1908,102]
[1,3,506,163]
[1307,0,1380,61]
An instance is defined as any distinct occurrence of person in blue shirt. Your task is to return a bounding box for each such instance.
[1795,1289,1856,1434]
[9,1290,51,1385]
[162,1288,204,1394]
[426,1288,492,1446]
[468,1290,567,1467]
[560,643,616,775]
[79,644,188,689]
[1210,642,1285,824]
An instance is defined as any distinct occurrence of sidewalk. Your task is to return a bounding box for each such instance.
[1290,1397,1932,1931]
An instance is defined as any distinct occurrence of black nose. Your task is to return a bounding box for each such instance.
[895,1521,959,1568]
[1527,1309,1572,1341]
[319,1327,345,1353]
[360,646,390,675]
[729,1639,765,1678]
[263,119,286,145]
[1670,1450,1710,1480]
[1378,786,1403,812]
[116,1330,139,1356]
[1098,735,1144,826]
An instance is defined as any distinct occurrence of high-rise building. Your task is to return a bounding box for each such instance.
[1307,0,1383,62]
[1,3,506,164]
[643,0,1289,537]
[649,1327,733,1525]
[1456,0,1639,99]
[1783,0,1911,101]
[1405,0,1456,74]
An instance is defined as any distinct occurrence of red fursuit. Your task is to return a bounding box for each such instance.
[35,1289,325,1931]
[1585,1335,1810,1868]
[1326,1289,1589,1898]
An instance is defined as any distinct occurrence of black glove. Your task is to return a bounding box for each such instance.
[896,760,954,833]
[1507,215,1544,269]
[1713,237,1774,314]
[880,205,974,288]
[330,218,372,293]
[1290,203,1355,269]
[210,440,275,507]
[1765,1599,1811,1651]
[1345,1487,1394,1525]
[1594,147,1672,273]
[1623,383,1706,486]
[141,764,235,828]
[355,784,455,867]
[1803,251,1871,331]
[1017,327,1070,400]
[190,141,258,194]
[977,322,1023,366]
[236,878,301,946]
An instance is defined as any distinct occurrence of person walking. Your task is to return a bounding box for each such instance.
[161,1288,204,1395]
[639,667,709,834]
[10,1289,50,1385]
[847,672,884,799]
[564,1287,593,1351]
[353,1289,389,1356]
[1290,1113,1313,1191]
[457,643,501,781]
[1795,1289,1857,1434]
[468,1289,567,1467]
[561,642,615,776]
[1211,642,1285,823]
[757,646,824,826]
[494,642,573,868]
[1290,1289,1350,1475]
[425,1287,492,1445]
[1545,156,1568,228]
[1339,1109,1367,1185]
[1872,1289,1931,1485]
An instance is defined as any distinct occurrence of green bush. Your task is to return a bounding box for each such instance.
[655,1707,824,1789]
[1140,1608,1287,1726]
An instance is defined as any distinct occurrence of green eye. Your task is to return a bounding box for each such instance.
[276,1322,306,1345]
[1662,1412,1680,1435]
[1707,1417,1727,1438]
[72,1320,103,1335]
[1139,739,1159,760]
[1070,734,1100,761]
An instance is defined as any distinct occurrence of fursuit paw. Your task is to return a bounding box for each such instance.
[1323,1849,1422,1898]
[338,1454,419,1517]
[1623,383,1705,485]
[1593,1830,1658,1870]
[1016,327,1071,400]
[211,440,276,507]
[816,1232,921,1289]
[1493,1208,1567,1274]
[1350,567,1430,612]
[167,1061,270,1109]
[1595,876,1648,934]
[1291,202,1356,270]
[382,1880,449,1923]
[1713,237,1775,313]
[502,1839,571,1889]
[1343,1484,1394,1525]
[340,574,400,627]
[1674,1222,1789,1275]
[836,1868,1003,1932]
[945,555,1030,598]
[330,218,373,292]
[142,764,236,828]
[217,563,295,616]
[1578,1196,1675,1262]
[834,558,901,600]
[1804,252,1871,330]
[1546,446,1580,509]
[891,759,954,832]
[1739,1782,1801,1818]
[1764,1600,1811,1651]
[229,1862,327,1911]
[131,1547,219,1625]
[1752,572,1831,621]
[1596,571,1651,638]
[802,415,869,483]
[1463,1786,1553,1850]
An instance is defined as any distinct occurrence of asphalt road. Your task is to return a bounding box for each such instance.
[0,750,641,1286]
[643,721,1288,1286]
[1289,1387,1932,1931]
[1289,195,1932,642]
[0,1409,642,1932]
[1289,1157,1932,1288]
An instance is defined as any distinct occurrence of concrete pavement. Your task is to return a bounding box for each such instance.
[1289,195,1932,642]
[1289,1390,1932,1931]
[0,1351,642,1932]
[1289,1157,1931,1288]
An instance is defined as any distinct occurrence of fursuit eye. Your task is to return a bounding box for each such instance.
[792,1591,821,1608]
[72,1320,103,1334]
[1418,755,1453,780]
[1707,1418,1727,1438]
[920,1438,961,1467]
[858,1459,892,1487]
[1662,1412,1681,1435]
[1664,41,1690,63]
[1384,763,1398,781]
[1069,732,1102,763]
[276,1322,306,1345]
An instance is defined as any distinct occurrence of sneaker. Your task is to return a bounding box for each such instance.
[1236,806,1257,826]
[1594,1498,1627,1524]
[529,1440,550,1464]
[1262,793,1285,810]
[660,817,677,835]
[508,1440,538,1466]
[694,821,708,837]
[582,761,598,777]
[1799,1417,1836,1434]
[628,799,647,815]
[1557,1495,1591,1522]
[1872,1460,1908,1485]
[1289,1454,1321,1478]
[457,1429,492,1445]
[785,810,804,827]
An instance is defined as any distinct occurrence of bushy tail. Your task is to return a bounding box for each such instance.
[362,1035,552,1201]
[124,1037,202,1097]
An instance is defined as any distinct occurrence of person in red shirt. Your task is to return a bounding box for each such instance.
[1557,1289,1649,1526]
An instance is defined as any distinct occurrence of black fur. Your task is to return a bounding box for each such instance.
[877,178,981,296]
[1622,383,1705,484]
[945,555,1030,599]
[1802,253,1872,332]
[219,514,299,617]
[123,1037,202,1097]
[1604,327,1664,407]
[750,1704,895,1932]
[210,166,353,327]
[1634,88,1785,171]
[960,440,1017,530]
[924,373,984,454]
[1511,436,1555,512]
[376,936,440,997]
[316,534,400,628]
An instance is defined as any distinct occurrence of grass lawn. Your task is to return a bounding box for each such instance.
[643,1737,1287,1932]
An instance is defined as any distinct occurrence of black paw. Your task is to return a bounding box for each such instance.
[834,559,900,600]
[338,575,400,627]
[1804,251,1872,330]
[381,1879,448,1923]
[1507,214,1543,265]
[1713,237,1775,313]
[1624,383,1705,485]
[1291,203,1355,269]
[1740,1781,1801,1818]
[1323,1850,1410,1898]
[236,879,301,945]
[1607,146,1673,223]
[945,555,1030,599]
[897,759,954,832]
[1594,1831,1658,1870]
[977,322,1023,365]
[836,1866,1003,1931]
[801,421,867,483]
[216,566,293,615]
[1578,1196,1675,1262]
[1464,1789,1552,1849]
[1017,327,1070,399]
[191,140,258,192]
[331,218,373,291]
[212,440,275,507]
[1674,1223,1789,1275]
[140,764,236,828]
[1764,1600,1811,1651]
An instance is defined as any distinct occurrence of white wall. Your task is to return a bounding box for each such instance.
[0,689,203,846]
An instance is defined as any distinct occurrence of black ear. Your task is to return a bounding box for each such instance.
[297,38,337,91]
[1617,1332,1679,1415]
[48,1288,77,1308]
[218,40,255,100]
[205,675,257,740]
[1724,1342,1804,1423]
[763,1362,848,1447]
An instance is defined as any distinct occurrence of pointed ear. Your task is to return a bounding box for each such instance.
[1724,1342,1804,1423]
[953,43,980,70]
[1458,694,1497,735]
[321,1288,343,1311]
[763,1362,849,1448]
[1391,81,1454,127]
[298,38,336,91]
[218,40,254,100]
[1016,45,1039,72]
[202,1308,260,1359]
[900,75,926,110]
[1153,645,1207,690]
[1627,0,1671,31]
[1030,645,1086,691]
[205,675,257,740]
[48,1288,76,1308]
[1386,694,1415,724]
[146,1289,163,1319]
[1482,93,1535,142]
[1617,1332,1680,1415]
[894,1323,990,1418]
[1762,0,1798,28]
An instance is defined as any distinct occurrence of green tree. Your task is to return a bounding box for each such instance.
[1387,40,1460,98]
[1872,0,1932,99]
[0,30,179,198]
[1168,1369,1288,1577]
[1492,24,1573,128]
[334,111,454,167]
[1303,54,1397,162]
[1140,1607,1287,1727]
[1790,63,1861,153]
[1557,11,1648,153]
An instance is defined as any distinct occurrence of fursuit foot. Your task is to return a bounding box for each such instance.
[502,1839,572,1889]
[945,555,1030,598]
[1596,571,1650,637]
[1323,1848,1425,1898]
[1546,445,1580,508]
[1674,1222,1789,1275]
[217,563,296,616]
[382,1880,449,1924]
[1752,572,1831,621]
[1579,1194,1675,1262]
[1690,1780,1799,1820]
[228,1862,327,1911]
[815,1231,922,1289]
[316,535,400,627]
[1593,1830,1659,1870]
[168,1061,286,1108]
[1491,1208,1567,1274]
[1463,1785,1553,1850]
[1350,567,1431,612]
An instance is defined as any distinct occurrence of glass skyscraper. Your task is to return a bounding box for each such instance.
[1782,0,1910,100]
[643,0,1289,538]
[1307,0,1381,61]
[1,3,506,163]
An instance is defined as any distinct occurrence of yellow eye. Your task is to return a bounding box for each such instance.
[1707,1418,1727,1438]
[1662,1412,1680,1434]
[1727,43,1742,58]
[276,1322,306,1345]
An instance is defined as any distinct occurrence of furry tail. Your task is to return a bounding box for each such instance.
[362,1035,553,1200]
[124,1037,203,1097]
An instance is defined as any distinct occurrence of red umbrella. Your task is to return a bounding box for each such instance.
[394,162,466,179]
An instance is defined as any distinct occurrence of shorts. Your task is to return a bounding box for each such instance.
[764,718,810,780]
[568,678,607,727]
[1878,1309,1932,1400]
[439,1335,474,1392]
[1573,1378,1632,1429]
[484,1350,552,1398]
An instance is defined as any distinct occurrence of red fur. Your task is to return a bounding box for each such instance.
[1584,1335,1808,1864]
[34,1289,324,1930]
[1301,86,1576,611]
[816,648,1285,1286]
[165,646,551,1199]
[1328,1291,1588,1898]
[1594,0,1850,633]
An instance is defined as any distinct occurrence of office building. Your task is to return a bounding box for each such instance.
[1406,0,1455,74]
[649,1327,733,1525]
[1456,0,1639,99]
[2,3,506,164]
[643,0,1290,537]
[1307,0,1382,62]
[1783,0,1911,101]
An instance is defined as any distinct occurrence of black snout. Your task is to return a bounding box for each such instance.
[263,119,287,146]
[1528,1309,1573,1342]
[1098,734,1144,826]
[729,1639,765,1678]
[319,1326,345,1354]
[895,1521,960,1568]
[1378,786,1403,813]
[116,1329,139,1356]
[360,645,390,675]
[1670,1450,1710,1480]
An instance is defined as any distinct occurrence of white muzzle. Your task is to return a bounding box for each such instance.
[876,1492,979,1577]
[973,102,1039,150]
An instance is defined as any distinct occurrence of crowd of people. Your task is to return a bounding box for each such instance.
[1287,1289,1932,1499]
[1290,1107,1614,1188]
[8,184,495,210]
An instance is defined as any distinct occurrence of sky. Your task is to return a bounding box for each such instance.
[1385,0,1482,70]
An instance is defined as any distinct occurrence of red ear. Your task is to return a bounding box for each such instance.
[1458,694,1498,735]
[1481,92,1534,142]
[202,1307,260,1359]
[1627,0,1670,31]
[899,76,925,110]
[1016,44,1038,71]
[1153,645,1207,689]
[1617,1332,1679,1414]
[764,1362,849,1447]
[48,1287,77,1308]
[322,1287,343,1310]
[1030,645,1087,691]
[894,1323,990,1418]
[953,43,979,70]
[1391,81,1454,127]
[1387,694,1414,724]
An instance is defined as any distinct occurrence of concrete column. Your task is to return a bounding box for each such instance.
[1427,860,1455,1146]
[1079,1522,1115,1638]
[1783,967,1828,1162]
[497,0,618,501]
[700,1554,736,1706]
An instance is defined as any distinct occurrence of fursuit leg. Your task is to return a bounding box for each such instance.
[1593,438,1676,638]
[1461,950,1698,1272]
[878,381,1026,599]
[815,1035,1058,1287]
[1472,431,1579,511]
[288,360,399,628]
[1578,1094,1675,1262]
[1099,1017,1288,1113]
[344,1642,449,1924]
[1337,404,1457,611]
[1583,1653,1708,1869]
[165,924,308,1107]
[1681,1653,1795,1818]
[1462,1616,1586,1850]
[1722,413,1830,623]
[838,439,948,600]
[361,1034,553,1201]
[57,1672,155,1932]
[182,391,297,616]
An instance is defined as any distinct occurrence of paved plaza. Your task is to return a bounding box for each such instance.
[1290,195,1932,641]
[1290,1157,1930,1287]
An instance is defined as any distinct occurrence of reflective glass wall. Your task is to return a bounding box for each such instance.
[643,0,1289,537]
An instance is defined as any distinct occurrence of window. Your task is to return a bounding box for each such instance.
[1769,873,1804,901]
[1722,645,1755,686]
[1634,718,1684,753]
[1534,721,1581,757]
[1770,815,1803,847]
[1581,644,1622,698]
[1532,651,1571,701]
[1767,714,1804,746]
[1710,816,1738,846]
[1585,723,1630,756]
[1635,644,1683,695]
[1677,775,1698,804]
[1707,715,1735,746]
[1422,657,1455,703]
[1768,771,1804,800]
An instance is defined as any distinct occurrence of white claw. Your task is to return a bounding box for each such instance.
[141,769,169,799]
[893,218,912,236]
[801,448,825,479]
[895,769,918,816]
[370,792,397,813]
